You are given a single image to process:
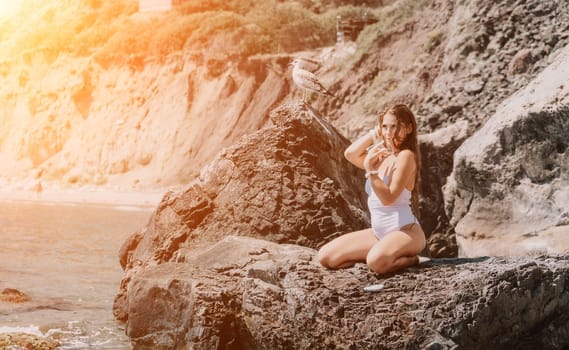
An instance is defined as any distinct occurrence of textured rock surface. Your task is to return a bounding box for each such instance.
[416,0,569,253]
[444,43,569,257]
[418,120,469,257]
[417,0,569,132]
[0,333,60,350]
[311,0,569,255]
[123,235,569,350]
[115,102,569,350]
[114,102,370,321]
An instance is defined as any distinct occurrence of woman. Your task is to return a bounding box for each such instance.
[318,104,426,274]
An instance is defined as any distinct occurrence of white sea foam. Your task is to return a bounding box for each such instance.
[0,323,126,349]
[112,205,152,212]
[0,325,44,336]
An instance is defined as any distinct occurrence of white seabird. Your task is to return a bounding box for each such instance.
[294,57,322,72]
[289,58,335,102]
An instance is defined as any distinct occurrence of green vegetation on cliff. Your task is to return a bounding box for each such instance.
[0,0,431,69]
[0,0,335,66]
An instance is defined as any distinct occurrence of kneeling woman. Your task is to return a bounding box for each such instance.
[318,104,426,274]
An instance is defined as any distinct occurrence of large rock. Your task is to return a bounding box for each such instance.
[418,120,469,258]
[123,235,569,349]
[114,102,370,321]
[444,43,569,257]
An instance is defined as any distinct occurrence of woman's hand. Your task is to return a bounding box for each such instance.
[363,144,391,172]
[344,128,377,170]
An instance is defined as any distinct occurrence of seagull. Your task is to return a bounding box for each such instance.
[294,57,322,72]
[289,58,335,102]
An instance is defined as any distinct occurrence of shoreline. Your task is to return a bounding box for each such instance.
[0,188,166,210]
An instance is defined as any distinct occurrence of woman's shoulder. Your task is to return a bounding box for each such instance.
[396,149,416,161]
[394,149,417,170]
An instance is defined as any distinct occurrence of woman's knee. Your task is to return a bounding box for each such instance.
[318,244,342,269]
[317,244,333,268]
[366,254,393,274]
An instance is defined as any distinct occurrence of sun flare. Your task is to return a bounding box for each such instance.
[0,0,23,19]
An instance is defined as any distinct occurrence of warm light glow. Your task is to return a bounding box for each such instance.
[0,0,23,19]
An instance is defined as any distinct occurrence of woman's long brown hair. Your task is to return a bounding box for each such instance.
[378,104,421,219]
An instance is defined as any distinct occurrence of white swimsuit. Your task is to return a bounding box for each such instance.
[365,175,418,239]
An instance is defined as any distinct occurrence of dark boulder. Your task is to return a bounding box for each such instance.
[114,101,370,321]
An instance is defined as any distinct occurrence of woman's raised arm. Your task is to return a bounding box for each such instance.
[344,129,377,169]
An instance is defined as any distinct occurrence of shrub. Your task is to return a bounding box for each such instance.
[424,30,444,52]
[346,0,430,68]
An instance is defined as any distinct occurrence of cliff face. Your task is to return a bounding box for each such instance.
[0,51,288,191]
[6,0,567,193]
[1,0,313,194]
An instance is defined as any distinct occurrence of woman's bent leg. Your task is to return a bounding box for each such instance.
[366,224,426,274]
[318,228,377,269]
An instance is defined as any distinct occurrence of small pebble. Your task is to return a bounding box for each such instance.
[363,284,384,293]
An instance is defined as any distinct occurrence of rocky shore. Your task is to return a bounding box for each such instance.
[2,0,568,258]
[115,102,569,349]
[0,333,59,350]
[0,289,60,350]
[1,0,568,348]
[122,236,569,349]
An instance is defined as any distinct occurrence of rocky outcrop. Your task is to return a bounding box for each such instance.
[412,0,569,251]
[419,0,569,132]
[0,288,30,303]
[122,235,569,349]
[418,121,469,257]
[0,333,60,350]
[0,287,74,314]
[114,102,370,321]
[308,0,569,254]
[444,43,569,257]
[115,102,569,350]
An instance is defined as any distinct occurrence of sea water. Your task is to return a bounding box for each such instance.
[0,200,153,349]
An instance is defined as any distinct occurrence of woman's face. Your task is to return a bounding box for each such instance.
[381,113,411,151]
